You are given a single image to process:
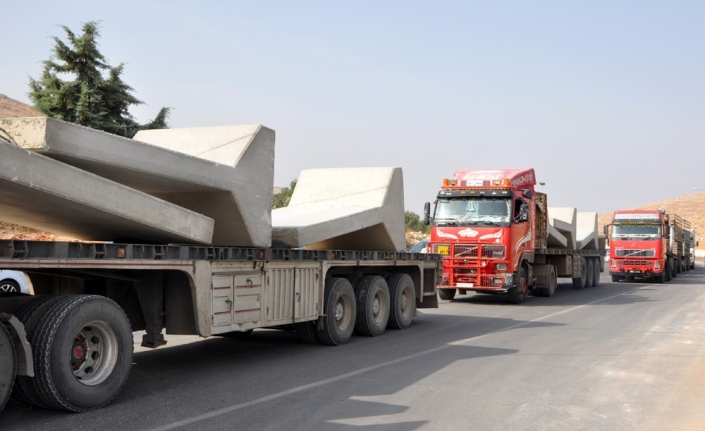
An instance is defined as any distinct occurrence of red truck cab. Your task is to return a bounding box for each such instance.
[607,210,670,282]
[425,169,536,301]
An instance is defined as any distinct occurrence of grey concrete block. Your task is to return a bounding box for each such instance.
[0,140,214,244]
[548,207,577,249]
[271,167,406,252]
[0,117,274,246]
[576,212,599,250]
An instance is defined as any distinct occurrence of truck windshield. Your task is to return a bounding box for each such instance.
[612,224,660,240]
[434,197,511,227]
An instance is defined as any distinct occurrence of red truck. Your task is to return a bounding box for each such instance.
[606,209,691,283]
[424,169,604,304]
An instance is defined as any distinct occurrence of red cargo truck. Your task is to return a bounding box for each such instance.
[606,209,691,282]
[424,168,604,304]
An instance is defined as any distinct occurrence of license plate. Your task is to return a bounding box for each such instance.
[437,245,449,255]
[630,270,641,273]
[457,282,474,288]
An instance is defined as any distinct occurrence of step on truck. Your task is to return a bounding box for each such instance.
[605,209,692,282]
[423,168,604,304]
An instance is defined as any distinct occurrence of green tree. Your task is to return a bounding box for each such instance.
[273,179,297,209]
[405,210,429,234]
[28,21,170,138]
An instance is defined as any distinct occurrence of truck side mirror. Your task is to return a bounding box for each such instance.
[523,189,533,199]
[423,202,431,225]
[665,225,671,235]
[603,225,609,235]
[519,203,529,222]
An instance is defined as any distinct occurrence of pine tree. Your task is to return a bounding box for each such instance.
[28,21,170,138]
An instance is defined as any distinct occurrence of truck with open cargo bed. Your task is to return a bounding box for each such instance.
[423,168,604,304]
[0,117,442,412]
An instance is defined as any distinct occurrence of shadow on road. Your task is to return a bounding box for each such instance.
[0,313,553,431]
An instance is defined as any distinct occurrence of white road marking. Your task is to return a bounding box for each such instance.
[147,276,687,431]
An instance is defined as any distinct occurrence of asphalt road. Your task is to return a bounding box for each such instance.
[2,266,705,431]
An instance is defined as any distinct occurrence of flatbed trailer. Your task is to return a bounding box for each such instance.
[0,240,441,412]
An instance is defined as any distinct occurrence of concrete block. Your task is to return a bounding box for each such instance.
[548,207,577,249]
[547,223,568,248]
[271,167,406,252]
[0,140,214,244]
[576,212,599,250]
[0,117,275,246]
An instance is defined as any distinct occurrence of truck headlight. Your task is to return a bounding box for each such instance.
[611,259,616,269]
[496,263,508,271]
[654,260,660,270]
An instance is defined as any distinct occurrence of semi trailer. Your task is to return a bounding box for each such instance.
[606,209,692,282]
[0,118,442,412]
[424,168,604,304]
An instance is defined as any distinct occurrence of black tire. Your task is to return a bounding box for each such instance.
[386,274,416,330]
[572,258,587,289]
[537,265,557,297]
[0,279,20,294]
[295,321,320,344]
[29,295,133,411]
[665,261,672,282]
[592,259,601,287]
[317,278,356,346]
[438,288,456,301]
[0,323,16,412]
[585,259,595,288]
[676,259,682,274]
[671,259,677,278]
[507,267,527,304]
[611,275,621,283]
[10,294,67,408]
[355,276,390,337]
[346,274,364,292]
[655,274,665,283]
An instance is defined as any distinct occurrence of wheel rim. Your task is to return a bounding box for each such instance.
[70,321,119,386]
[373,290,387,324]
[400,287,412,318]
[335,294,352,332]
[520,277,527,295]
[0,282,18,293]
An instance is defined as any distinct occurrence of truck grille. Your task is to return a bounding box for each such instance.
[616,249,655,257]
[623,260,651,266]
[453,244,505,259]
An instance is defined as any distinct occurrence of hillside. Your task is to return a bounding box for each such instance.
[598,192,705,250]
[0,93,41,117]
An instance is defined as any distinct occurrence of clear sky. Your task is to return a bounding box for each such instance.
[2,1,704,215]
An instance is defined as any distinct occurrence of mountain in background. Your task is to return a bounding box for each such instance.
[0,94,41,117]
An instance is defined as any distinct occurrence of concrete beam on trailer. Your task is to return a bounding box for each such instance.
[0,117,275,247]
[271,167,406,252]
[548,207,577,249]
[0,140,214,244]
[576,212,599,250]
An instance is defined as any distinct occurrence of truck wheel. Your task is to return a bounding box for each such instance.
[655,274,665,283]
[294,321,320,344]
[585,259,595,288]
[28,295,133,411]
[671,259,677,278]
[11,294,67,408]
[507,267,527,304]
[665,262,672,282]
[0,323,16,412]
[611,275,621,283]
[438,288,456,300]
[317,278,356,346]
[346,274,364,292]
[0,279,20,293]
[592,259,601,287]
[537,265,557,297]
[572,258,587,289]
[386,274,416,330]
[355,276,390,336]
[219,329,254,338]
